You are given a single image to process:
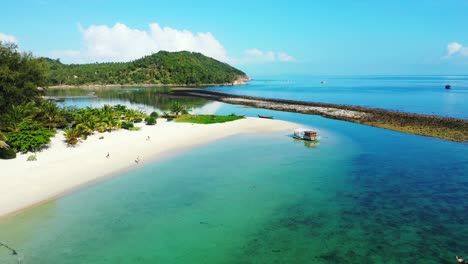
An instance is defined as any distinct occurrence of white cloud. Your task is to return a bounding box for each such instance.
[278,52,296,62]
[0,33,18,44]
[52,22,228,63]
[50,22,296,65]
[245,49,275,62]
[446,42,468,57]
[241,49,296,64]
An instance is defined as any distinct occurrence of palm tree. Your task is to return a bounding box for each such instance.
[74,111,97,136]
[1,103,36,131]
[0,132,9,149]
[63,128,81,146]
[39,101,64,129]
[170,102,185,117]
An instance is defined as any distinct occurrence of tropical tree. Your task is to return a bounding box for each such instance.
[0,131,9,149]
[0,103,37,132]
[0,41,48,113]
[38,101,65,129]
[63,128,81,146]
[5,122,55,152]
[170,102,185,117]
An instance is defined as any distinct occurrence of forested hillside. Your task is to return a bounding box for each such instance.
[45,51,247,86]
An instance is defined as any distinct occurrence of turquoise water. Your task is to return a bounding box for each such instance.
[1,78,467,263]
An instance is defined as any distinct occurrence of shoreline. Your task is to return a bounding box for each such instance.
[47,76,251,89]
[0,117,298,218]
[170,89,468,142]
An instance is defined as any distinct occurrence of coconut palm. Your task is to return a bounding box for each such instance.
[63,128,81,146]
[0,131,9,149]
[1,103,36,131]
[170,102,185,117]
[39,101,64,129]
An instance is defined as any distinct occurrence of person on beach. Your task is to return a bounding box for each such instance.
[106,152,110,158]
[456,256,466,264]
[147,136,150,141]
[135,156,141,163]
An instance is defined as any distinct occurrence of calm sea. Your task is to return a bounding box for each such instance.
[209,75,468,119]
[0,76,466,264]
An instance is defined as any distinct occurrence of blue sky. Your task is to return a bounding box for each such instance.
[1,0,468,76]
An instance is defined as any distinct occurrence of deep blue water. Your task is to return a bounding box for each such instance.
[208,75,468,119]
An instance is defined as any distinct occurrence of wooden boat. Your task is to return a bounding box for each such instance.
[293,128,318,141]
[258,114,274,119]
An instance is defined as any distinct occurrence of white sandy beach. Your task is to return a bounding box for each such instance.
[0,117,298,218]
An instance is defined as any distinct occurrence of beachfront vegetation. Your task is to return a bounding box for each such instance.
[0,148,16,159]
[175,114,244,124]
[145,117,157,125]
[0,132,9,149]
[45,51,246,86]
[0,41,249,157]
[169,102,186,116]
[0,42,48,113]
[5,122,56,153]
[150,111,159,118]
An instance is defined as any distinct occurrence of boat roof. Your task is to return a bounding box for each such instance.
[294,128,317,133]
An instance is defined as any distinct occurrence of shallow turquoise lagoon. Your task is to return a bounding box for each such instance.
[0,110,467,264]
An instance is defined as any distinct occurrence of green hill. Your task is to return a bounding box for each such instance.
[45,51,247,86]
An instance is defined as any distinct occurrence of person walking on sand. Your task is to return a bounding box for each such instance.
[106,152,110,158]
[457,256,467,264]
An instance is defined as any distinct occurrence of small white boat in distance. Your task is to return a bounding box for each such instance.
[321,80,326,84]
[293,128,318,141]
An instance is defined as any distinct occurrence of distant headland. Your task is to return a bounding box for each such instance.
[44,51,249,87]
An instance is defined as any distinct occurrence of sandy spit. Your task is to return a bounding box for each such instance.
[0,118,298,218]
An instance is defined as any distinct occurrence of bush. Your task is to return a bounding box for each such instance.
[6,122,56,153]
[27,154,37,161]
[150,111,159,118]
[0,148,16,159]
[146,117,157,125]
[121,122,135,129]
[134,118,143,123]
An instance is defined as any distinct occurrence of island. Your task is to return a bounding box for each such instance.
[45,51,250,87]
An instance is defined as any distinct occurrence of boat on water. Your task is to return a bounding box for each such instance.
[293,128,318,141]
[258,114,274,119]
[445,84,451,89]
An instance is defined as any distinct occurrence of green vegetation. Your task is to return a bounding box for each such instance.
[0,131,9,149]
[0,148,16,159]
[62,104,148,146]
[5,122,56,153]
[0,42,48,113]
[27,154,37,161]
[145,117,157,125]
[150,111,159,118]
[45,51,247,86]
[0,42,157,153]
[169,102,186,116]
[175,114,244,124]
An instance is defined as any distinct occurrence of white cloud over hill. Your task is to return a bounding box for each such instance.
[50,22,295,65]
